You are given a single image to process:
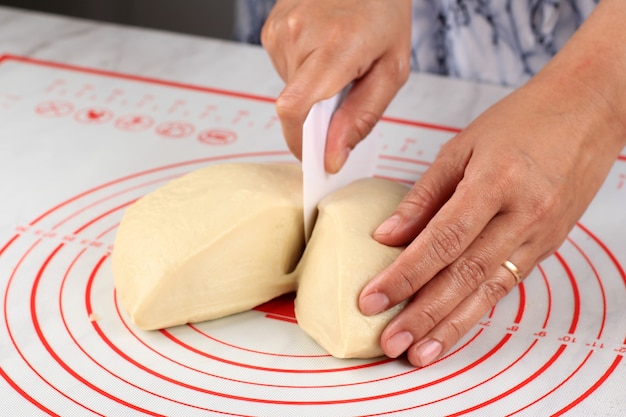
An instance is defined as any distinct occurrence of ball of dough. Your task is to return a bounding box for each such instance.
[112,163,304,330]
[294,178,409,358]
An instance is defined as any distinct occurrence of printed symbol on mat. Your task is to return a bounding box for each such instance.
[618,173,626,191]
[75,107,114,124]
[35,100,74,117]
[155,121,195,139]
[197,129,237,146]
[114,114,154,132]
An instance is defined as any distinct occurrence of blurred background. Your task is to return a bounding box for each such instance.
[0,0,237,40]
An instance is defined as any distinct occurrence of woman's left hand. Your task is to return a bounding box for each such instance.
[357,22,626,365]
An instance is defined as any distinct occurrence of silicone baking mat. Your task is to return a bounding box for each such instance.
[0,55,624,416]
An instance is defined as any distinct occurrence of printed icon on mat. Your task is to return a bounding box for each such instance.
[75,107,114,124]
[35,100,74,117]
[156,121,195,139]
[114,114,154,132]
[197,129,237,145]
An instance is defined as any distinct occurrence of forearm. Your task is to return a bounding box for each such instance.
[527,0,626,154]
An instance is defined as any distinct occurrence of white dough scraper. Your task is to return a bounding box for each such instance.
[302,90,379,241]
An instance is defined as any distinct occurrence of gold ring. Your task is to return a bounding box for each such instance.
[502,260,523,284]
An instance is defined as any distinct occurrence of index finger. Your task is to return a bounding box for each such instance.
[359,164,502,314]
[275,49,371,159]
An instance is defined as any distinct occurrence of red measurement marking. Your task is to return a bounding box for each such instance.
[155,121,195,139]
[264,115,278,130]
[198,105,217,119]
[105,88,124,103]
[114,114,154,132]
[400,137,416,153]
[44,78,65,94]
[166,99,186,114]
[617,173,626,190]
[35,100,74,117]
[586,341,605,349]
[558,335,577,343]
[231,109,249,124]
[253,293,297,323]
[74,84,94,98]
[0,93,20,100]
[197,128,237,145]
[135,94,155,108]
[74,107,114,124]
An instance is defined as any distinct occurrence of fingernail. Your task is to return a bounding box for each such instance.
[359,292,389,315]
[374,214,400,236]
[385,331,414,358]
[414,339,442,367]
[330,147,350,173]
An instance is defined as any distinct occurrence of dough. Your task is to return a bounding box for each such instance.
[112,163,304,330]
[112,162,409,359]
[294,178,408,358]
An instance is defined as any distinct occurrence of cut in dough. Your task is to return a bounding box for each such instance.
[112,163,304,330]
[294,178,408,358]
[112,162,409,359]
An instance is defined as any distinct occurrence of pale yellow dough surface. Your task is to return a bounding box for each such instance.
[112,163,303,330]
[112,162,409,359]
[295,178,408,358]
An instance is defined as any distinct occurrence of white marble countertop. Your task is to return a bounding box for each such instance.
[1,6,623,417]
[0,5,511,128]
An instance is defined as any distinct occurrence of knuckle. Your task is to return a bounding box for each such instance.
[397,183,438,216]
[389,53,411,85]
[416,305,440,330]
[478,278,510,307]
[386,257,428,302]
[531,188,560,219]
[441,317,466,342]
[284,13,304,39]
[426,221,466,265]
[275,92,304,121]
[352,110,380,142]
[449,255,489,291]
[375,53,411,85]
[395,263,419,296]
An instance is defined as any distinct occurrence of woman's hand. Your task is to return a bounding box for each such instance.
[358,0,626,367]
[261,0,412,173]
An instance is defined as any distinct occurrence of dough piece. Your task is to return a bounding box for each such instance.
[112,163,303,330]
[294,178,409,358]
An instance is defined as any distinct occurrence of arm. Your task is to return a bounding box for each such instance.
[261,0,412,172]
[359,0,626,366]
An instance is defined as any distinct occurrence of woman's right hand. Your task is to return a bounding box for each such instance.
[261,0,412,173]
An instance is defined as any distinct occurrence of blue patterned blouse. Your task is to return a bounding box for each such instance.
[234,0,598,87]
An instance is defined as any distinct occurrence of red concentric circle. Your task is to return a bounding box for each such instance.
[2,151,624,416]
